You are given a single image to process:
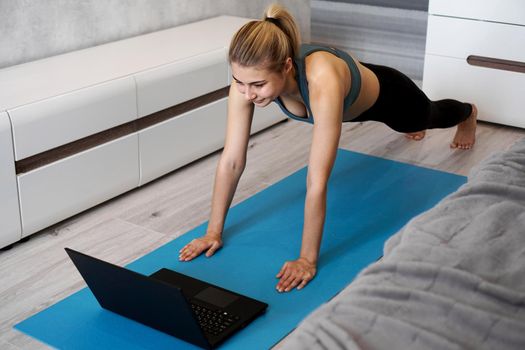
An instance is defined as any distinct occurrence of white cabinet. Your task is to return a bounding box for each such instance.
[0,16,286,248]
[18,134,139,236]
[139,99,228,185]
[8,77,137,160]
[428,0,525,26]
[9,76,139,237]
[0,112,21,247]
[138,99,285,186]
[135,49,229,118]
[423,0,525,128]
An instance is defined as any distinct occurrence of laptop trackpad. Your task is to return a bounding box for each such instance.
[194,287,239,308]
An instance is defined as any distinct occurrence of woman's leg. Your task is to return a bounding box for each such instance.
[405,131,426,141]
[354,63,476,148]
[450,103,477,149]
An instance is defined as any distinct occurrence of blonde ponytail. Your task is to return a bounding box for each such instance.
[229,4,301,72]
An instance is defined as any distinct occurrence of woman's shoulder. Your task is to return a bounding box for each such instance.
[304,50,348,83]
[302,46,350,98]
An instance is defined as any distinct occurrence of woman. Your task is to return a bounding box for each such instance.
[179,4,477,293]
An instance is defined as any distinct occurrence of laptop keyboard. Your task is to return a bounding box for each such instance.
[191,303,241,336]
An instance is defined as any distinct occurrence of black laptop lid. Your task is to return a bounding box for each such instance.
[65,248,211,349]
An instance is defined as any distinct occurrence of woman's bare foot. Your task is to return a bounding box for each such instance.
[450,104,477,150]
[405,131,426,141]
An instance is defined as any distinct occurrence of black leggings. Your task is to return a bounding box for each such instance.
[351,63,472,133]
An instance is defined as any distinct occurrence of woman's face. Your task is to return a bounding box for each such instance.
[231,62,289,107]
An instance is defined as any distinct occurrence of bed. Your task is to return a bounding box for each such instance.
[279,137,525,349]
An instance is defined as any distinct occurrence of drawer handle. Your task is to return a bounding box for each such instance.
[467,55,525,74]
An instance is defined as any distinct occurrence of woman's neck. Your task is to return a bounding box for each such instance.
[281,65,301,99]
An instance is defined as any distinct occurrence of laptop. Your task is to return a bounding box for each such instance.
[65,248,268,349]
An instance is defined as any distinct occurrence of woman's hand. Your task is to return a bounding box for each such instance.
[179,235,223,261]
[276,257,317,292]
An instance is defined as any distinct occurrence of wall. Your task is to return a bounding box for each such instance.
[312,0,427,81]
[0,0,310,69]
[319,0,427,11]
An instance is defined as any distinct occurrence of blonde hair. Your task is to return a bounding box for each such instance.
[228,4,301,72]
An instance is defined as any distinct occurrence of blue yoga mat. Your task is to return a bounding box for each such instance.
[15,150,466,349]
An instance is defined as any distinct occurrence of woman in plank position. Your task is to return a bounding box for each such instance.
[179,4,477,292]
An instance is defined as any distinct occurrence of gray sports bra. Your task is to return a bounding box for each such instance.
[274,44,362,124]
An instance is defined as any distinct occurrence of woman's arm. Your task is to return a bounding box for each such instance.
[276,52,348,292]
[179,83,254,261]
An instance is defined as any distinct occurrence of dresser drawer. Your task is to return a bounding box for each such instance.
[426,15,525,62]
[423,54,525,128]
[138,98,286,185]
[139,98,228,185]
[8,76,137,160]
[135,48,228,117]
[429,0,525,26]
[0,112,21,247]
[18,134,139,236]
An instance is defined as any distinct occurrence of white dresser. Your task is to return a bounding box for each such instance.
[423,0,525,128]
[0,16,285,248]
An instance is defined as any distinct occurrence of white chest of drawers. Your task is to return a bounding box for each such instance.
[423,0,525,128]
[0,16,285,248]
[0,113,21,248]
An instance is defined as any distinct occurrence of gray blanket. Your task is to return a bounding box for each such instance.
[280,138,525,350]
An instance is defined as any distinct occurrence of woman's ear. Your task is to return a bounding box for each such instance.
[283,57,293,74]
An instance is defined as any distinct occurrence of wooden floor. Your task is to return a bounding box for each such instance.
[1,116,524,349]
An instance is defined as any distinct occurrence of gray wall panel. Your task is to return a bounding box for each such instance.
[0,0,310,69]
[311,0,427,80]
[316,0,428,11]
